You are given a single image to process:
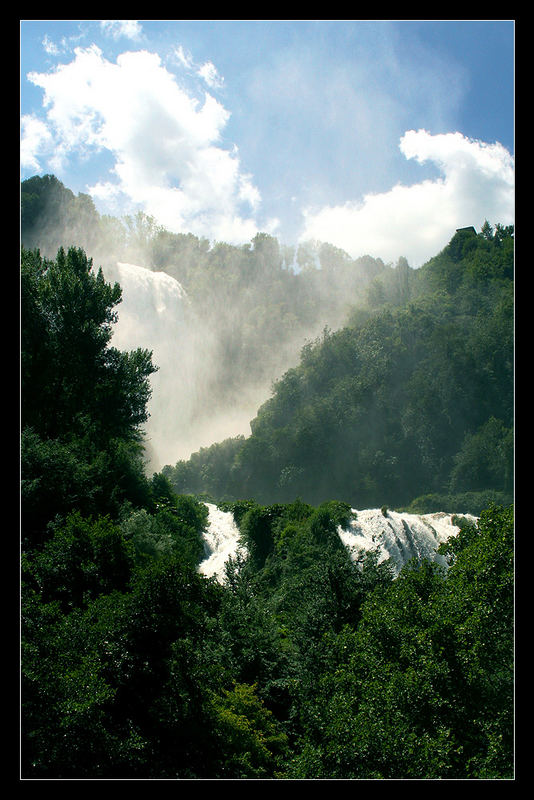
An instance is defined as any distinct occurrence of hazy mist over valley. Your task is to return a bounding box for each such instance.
[21,173,394,472]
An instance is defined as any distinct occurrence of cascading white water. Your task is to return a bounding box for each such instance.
[337,508,477,575]
[198,503,246,582]
[197,504,477,581]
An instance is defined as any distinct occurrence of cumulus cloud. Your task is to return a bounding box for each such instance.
[21,115,53,171]
[301,129,514,266]
[23,45,265,243]
[21,34,513,262]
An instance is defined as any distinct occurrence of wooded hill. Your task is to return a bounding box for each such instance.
[165,222,514,515]
[20,176,514,778]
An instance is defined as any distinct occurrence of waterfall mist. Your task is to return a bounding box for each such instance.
[21,177,393,475]
[103,260,273,472]
[96,245,377,474]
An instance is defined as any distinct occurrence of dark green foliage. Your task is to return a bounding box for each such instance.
[285,505,513,779]
[21,425,160,547]
[208,682,290,778]
[21,547,292,778]
[119,501,207,569]
[20,198,514,778]
[22,512,135,612]
[20,233,291,778]
[405,489,513,516]
[21,245,157,546]
[449,417,513,494]
[21,245,155,446]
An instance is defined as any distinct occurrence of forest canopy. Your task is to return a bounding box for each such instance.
[20,176,514,779]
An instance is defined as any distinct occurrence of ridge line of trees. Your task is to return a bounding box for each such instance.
[164,224,514,513]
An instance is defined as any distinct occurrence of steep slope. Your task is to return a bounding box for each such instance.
[167,225,514,512]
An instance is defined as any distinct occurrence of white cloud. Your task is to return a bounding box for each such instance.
[173,45,193,70]
[24,45,263,243]
[42,34,59,55]
[20,115,53,170]
[197,61,224,90]
[100,20,143,41]
[301,129,514,266]
[171,47,224,90]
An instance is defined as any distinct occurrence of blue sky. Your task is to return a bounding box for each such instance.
[20,20,514,266]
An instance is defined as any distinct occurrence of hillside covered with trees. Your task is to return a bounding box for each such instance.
[165,223,514,515]
[20,176,514,778]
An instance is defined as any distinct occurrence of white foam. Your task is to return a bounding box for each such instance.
[198,503,247,582]
[197,504,477,581]
[338,508,477,574]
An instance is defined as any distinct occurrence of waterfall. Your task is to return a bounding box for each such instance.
[197,504,477,581]
[337,508,477,575]
[102,261,263,471]
[103,261,204,470]
[198,503,246,582]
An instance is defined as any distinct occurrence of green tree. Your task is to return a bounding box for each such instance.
[21,587,124,777]
[21,245,157,544]
[286,506,513,779]
[21,245,156,444]
[21,174,102,255]
[209,682,289,777]
[239,505,278,570]
[436,505,514,777]
[22,512,135,612]
[120,494,208,568]
[449,417,513,494]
